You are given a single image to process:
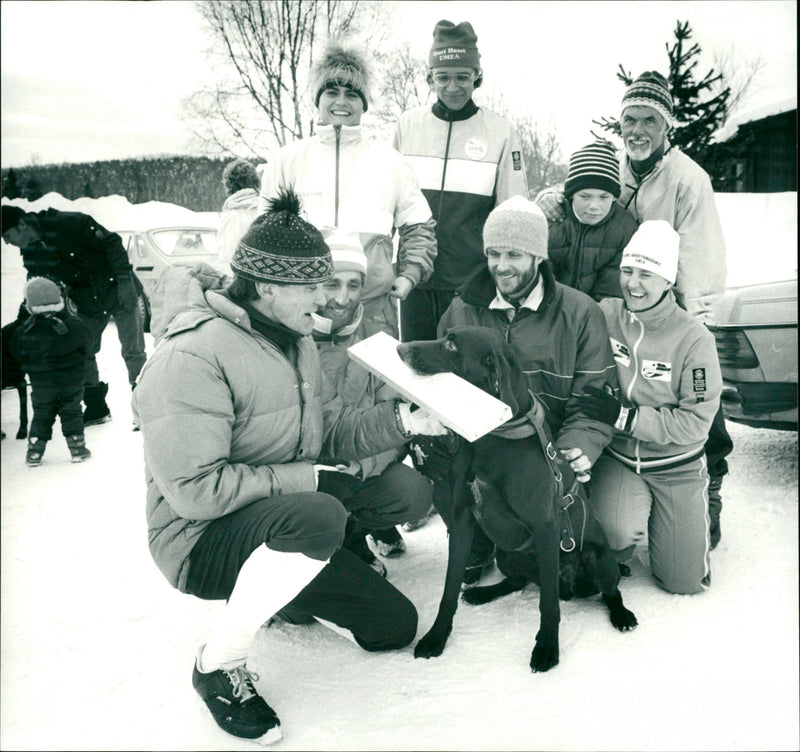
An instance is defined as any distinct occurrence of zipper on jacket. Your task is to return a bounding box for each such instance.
[436,121,454,220]
[334,125,341,226]
[626,309,645,472]
[571,224,587,289]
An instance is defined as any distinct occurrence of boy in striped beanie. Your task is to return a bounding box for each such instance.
[547,140,638,301]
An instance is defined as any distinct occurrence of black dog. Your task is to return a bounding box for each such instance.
[397,326,636,673]
[1,315,29,440]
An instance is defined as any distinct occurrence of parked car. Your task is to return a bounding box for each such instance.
[707,277,798,430]
[117,227,220,332]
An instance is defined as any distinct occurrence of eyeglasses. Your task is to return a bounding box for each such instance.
[431,72,476,87]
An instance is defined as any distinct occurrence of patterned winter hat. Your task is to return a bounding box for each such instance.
[323,229,368,276]
[564,140,621,198]
[231,187,332,284]
[429,20,481,70]
[483,195,548,259]
[312,39,371,112]
[25,276,64,314]
[621,71,674,129]
[621,220,679,284]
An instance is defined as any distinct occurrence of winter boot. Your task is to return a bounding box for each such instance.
[26,438,47,467]
[66,435,91,463]
[82,382,111,426]
[708,475,723,550]
[369,526,407,557]
[192,652,282,744]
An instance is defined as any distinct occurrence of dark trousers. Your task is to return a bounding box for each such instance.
[704,404,733,478]
[81,306,146,388]
[344,461,433,531]
[400,287,458,342]
[185,492,417,652]
[29,381,84,440]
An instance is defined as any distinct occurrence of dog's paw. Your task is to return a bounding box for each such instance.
[530,640,559,673]
[610,606,638,632]
[461,586,495,606]
[414,627,451,659]
[15,429,27,440]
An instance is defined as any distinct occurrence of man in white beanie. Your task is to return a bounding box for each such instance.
[312,230,433,572]
[578,220,722,595]
[536,70,732,549]
[419,195,618,583]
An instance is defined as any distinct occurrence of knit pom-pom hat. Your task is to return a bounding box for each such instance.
[312,39,371,112]
[231,187,332,284]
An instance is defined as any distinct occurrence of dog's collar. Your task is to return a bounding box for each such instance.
[489,392,546,439]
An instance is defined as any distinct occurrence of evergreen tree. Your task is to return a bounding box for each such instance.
[593,20,730,163]
[2,168,22,199]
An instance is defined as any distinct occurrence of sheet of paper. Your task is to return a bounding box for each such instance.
[347,331,513,442]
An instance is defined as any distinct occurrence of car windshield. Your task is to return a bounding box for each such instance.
[150,229,218,257]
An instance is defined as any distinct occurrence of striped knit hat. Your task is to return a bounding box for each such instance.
[621,71,674,129]
[312,39,371,112]
[483,195,548,259]
[231,187,332,284]
[323,229,368,276]
[564,141,621,198]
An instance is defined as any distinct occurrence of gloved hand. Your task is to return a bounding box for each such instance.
[578,385,637,432]
[534,185,566,223]
[396,402,448,436]
[314,463,363,501]
[116,276,138,312]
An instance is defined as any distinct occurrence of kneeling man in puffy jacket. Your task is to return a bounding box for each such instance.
[132,189,445,745]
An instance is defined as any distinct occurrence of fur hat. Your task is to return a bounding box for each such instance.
[483,196,548,259]
[564,140,621,198]
[621,220,679,284]
[25,276,64,314]
[621,71,674,129]
[1,205,26,235]
[222,159,260,195]
[429,20,481,71]
[231,187,332,284]
[323,229,368,276]
[312,39,371,112]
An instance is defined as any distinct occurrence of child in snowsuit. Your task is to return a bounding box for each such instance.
[10,277,92,466]
[548,140,638,301]
[577,221,722,594]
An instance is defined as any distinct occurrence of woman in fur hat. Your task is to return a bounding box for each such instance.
[258,39,437,340]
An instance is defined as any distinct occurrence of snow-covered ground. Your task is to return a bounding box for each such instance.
[1,195,798,751]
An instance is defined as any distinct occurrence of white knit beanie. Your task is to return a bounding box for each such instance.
[621,220,679,284]
[323,229,368,276]
[483,195,549,259]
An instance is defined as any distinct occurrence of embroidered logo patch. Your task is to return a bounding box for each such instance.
[610,337,631,368]
[641,360,672,381]
[512,151,522,170]
[692,367,707,401]
[464,137,488,160]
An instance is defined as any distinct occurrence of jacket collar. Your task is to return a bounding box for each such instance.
[432,99,479,122]
[311,304,364,342]
[316,123,363,144]
[460,259,559,313]
[623,288,679,327]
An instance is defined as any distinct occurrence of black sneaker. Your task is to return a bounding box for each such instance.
[369,526,407,557]
[192,655,282,744]
[344,535,387,577]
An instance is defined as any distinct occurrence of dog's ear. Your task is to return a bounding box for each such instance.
[486,350,521,416]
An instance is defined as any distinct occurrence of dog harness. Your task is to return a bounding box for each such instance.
[490,392,588,552]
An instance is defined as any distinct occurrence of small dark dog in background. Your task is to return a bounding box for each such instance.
[397,326,636,673]
[2,314,30,440]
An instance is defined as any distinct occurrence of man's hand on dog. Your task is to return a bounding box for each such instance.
[559,447,591,483]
